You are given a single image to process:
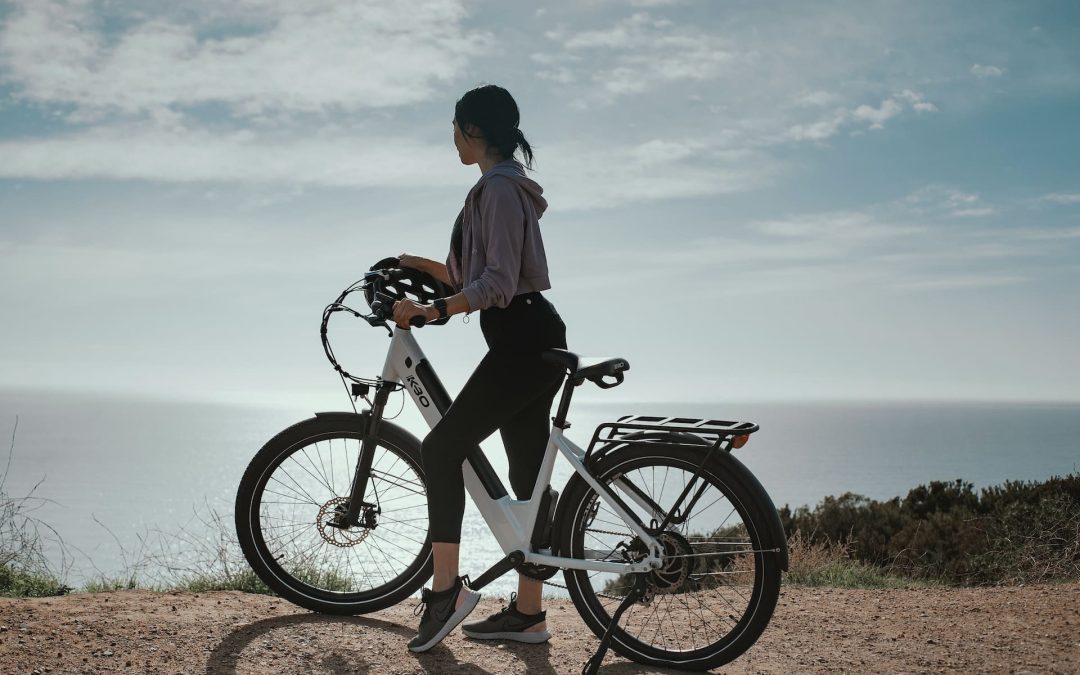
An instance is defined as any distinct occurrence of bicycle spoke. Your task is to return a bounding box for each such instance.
[274,465,323,507]
[377,515,429,533]
[265,479,316,505]
[305,444,335,495]
[366,530,415,570]
[247,427,430,602]
[570,453,774,658]
[290,449,335,497]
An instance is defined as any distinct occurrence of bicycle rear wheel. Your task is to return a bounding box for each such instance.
[558,444,783,671]
[235,414,431,614]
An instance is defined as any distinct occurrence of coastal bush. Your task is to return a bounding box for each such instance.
[779,474,1080,584]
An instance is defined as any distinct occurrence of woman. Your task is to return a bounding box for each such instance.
[392,84,567,653]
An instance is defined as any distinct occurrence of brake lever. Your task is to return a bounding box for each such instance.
[367,300,394,337]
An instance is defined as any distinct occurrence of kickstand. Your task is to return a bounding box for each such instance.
[581,574,646,675]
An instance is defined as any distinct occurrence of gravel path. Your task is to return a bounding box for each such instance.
[1,584,1077,673]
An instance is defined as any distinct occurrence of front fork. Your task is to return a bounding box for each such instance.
[336,380,396,528]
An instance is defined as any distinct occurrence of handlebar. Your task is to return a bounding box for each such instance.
[321,261,445,386]
[369,290,427,329]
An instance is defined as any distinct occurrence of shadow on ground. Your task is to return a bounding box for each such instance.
[206,612,682,674]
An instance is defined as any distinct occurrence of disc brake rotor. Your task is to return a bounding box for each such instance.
[317,497,371,548]
[647,531,694,595]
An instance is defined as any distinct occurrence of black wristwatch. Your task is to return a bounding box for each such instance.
[434,298,448,320]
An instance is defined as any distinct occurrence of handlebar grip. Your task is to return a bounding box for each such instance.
[409,314,427,328]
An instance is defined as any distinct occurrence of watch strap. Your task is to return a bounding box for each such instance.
[434,298,448,319]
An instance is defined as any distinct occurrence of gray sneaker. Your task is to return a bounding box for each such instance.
[407,576,481,653]
[461,593,551,644]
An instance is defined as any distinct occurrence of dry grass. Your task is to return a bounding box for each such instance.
[785,530,936,588]
[0,417,71,596]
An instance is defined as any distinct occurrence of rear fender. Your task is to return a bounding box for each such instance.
[564,432,789,571]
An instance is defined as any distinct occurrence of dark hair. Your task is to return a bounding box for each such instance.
[454,84,535,169]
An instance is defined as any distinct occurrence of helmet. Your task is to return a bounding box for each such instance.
[363,256,457,326]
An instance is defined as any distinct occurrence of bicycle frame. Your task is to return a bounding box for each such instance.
[357,326,664,575]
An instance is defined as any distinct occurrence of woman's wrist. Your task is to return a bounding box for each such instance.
[399,254,430,275]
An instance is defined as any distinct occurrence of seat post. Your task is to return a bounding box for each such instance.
[551,376,578,429]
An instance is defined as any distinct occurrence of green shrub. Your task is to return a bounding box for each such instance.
[0,562,69,597]
[779,474,1080,585]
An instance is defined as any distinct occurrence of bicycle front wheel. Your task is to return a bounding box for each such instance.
[235,414,431,614]
[558,443,783,670]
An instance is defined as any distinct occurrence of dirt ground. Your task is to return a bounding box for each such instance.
[1,584,1077,674]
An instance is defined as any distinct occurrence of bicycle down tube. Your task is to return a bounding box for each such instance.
[352,327,663,576]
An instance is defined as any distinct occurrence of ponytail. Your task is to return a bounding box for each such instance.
[513,127,534,169]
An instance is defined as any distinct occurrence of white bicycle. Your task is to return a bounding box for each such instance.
[235,260,788,671]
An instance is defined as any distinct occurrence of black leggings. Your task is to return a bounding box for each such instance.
[420,292,567,543]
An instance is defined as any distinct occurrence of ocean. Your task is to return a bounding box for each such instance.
[1,387,1077,598]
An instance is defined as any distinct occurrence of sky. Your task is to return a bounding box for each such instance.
[1,0,1079,409]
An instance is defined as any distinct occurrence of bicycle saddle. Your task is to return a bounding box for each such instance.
[542,348,630,389]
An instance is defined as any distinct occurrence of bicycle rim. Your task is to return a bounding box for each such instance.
[246,427,430,605]
[563,447,778,667]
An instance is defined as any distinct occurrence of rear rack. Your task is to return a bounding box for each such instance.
[586,414,759,459]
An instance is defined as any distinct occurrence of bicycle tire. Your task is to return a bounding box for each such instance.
[557,443,782,670]
[235,414,432,614]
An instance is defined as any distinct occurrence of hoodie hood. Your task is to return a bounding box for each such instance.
[449,158,553,308]
[469,159,547,219]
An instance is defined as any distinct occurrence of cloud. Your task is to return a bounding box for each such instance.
[0,125,462,187]
[784,90,937,141]
[1016,226,1080,241]
[1036,193,1080,205]
[896,89,938,113]
[541,13,739,98]
[537,139,779,210]
[600,182,1073,296]
[750,211,922,243]
[0,124,778,211]
[971,63,1005,78]
[796,90,841,107]
[901,185,995,218]
[893,275,1029,290]
[0,0,490,118]
[950,207,997,218]
[851,98,904,128]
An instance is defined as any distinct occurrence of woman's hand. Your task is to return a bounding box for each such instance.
[392,298,436,329]
[398,254,425,272]
[399,253,454,286]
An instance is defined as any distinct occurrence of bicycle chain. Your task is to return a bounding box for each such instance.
[542,579,627,601]
[584,527,634,537]
[542,527,644,601]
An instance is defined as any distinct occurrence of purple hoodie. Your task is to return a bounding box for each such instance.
[446,160,552,311]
